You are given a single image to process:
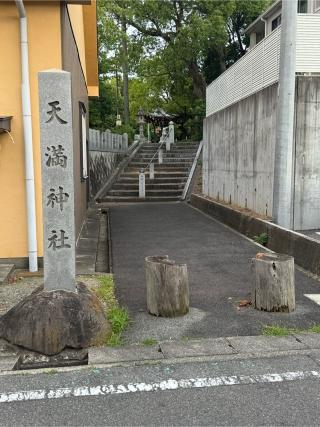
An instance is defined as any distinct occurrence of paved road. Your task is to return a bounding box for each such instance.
[1,352,320,425]
[109,202,320,342]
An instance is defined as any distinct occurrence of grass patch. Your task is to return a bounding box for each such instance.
[262,324,320,336]
[45,369,58,375]
[308,325,320,333]
[262,325,294,336]
[95,275,129,347]
[95,275,117,310]
[141,338,158,346]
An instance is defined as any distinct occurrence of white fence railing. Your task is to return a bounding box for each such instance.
[206,14,320,117]
[89,128,128,152]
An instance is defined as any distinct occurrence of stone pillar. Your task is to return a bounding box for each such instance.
[158,149,163,164]
[139,123,144,142]
[139,170,146,198]
[38,70,75,292]
[169,121,174,144]
[123,133,128,150]
[150,163,155,180]
[147,123,151,143]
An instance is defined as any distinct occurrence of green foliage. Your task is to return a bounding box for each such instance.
[141,338,158,346]
[262,324,320,336]
[45,369,58,375]
[89,80,118,131]
[253,232,268,246]
[262,326,294,336]
[95,0,273,140]
[108,307,129,336]
[308,325,320,333]
[95,275,129,346]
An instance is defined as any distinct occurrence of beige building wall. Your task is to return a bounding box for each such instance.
[0,2,62,259]
[67,4,87,82]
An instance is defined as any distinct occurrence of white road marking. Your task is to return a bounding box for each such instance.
[0,370,319,404]
[304,294,320,305]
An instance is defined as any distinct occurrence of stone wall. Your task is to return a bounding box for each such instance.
[89,151,123,198]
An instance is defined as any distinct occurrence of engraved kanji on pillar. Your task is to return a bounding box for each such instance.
[39,70,75,291]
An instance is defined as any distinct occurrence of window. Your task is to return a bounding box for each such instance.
[271,15,281,31]
[79,103,88,180]
[298,0,308,13]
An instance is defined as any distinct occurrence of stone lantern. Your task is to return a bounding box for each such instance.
[137,107,145,142]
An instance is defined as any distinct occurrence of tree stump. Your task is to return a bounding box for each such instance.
[251,253,295,312]
[145,255,189,317]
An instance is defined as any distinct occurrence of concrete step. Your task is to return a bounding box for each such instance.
[101,140,199,203]
[129,162,192,168]
[0,264,15,285]
[141,143,199,149]
[108,189,183,197]
[125,166,190,172]
[117,177,188,184]
[100,196,181,203]
[113,183,186,190]
[134,155,195,161]
[120,172,188,178]
[138,149,198,156]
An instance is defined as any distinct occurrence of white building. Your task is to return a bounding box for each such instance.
[203,0,320,231]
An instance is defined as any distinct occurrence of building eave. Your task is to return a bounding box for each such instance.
[83,0,99,97]
[245,0,282,34]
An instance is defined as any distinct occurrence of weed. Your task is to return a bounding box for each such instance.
[262,324,320,336]
[94,275,129,347]
[107,306,129,335]
[141,338,158,346]
[253,232,268,246]
[107,332,124,347]
[45,368,58,375]
[307,325,320,333]
[96,275,117,310]
[262,325,294,336]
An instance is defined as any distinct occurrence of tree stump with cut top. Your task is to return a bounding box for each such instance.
[145,255,189,317]
[251,253,295,312]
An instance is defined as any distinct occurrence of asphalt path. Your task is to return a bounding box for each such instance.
[1,353,320,425]
[109,202,320,342]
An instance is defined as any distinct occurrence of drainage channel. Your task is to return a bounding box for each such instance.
[95,209,112,273]
[14,349,89,371]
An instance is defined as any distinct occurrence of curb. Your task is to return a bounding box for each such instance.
[189,194,320,276]
[87,333,320,367]
[1,333,320,374]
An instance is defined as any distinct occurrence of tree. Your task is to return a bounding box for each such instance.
[95,0,273,140]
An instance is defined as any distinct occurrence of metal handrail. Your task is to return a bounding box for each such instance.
[141,127,169,173]
[181,140,203,200]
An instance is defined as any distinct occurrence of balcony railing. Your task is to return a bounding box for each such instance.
[206,14,320,117]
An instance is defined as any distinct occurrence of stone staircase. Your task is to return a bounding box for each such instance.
[99,142,200,202]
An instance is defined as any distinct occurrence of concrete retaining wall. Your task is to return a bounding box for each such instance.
[203,76,320,230]
[294,77,320,230]
[203,83,277,218]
